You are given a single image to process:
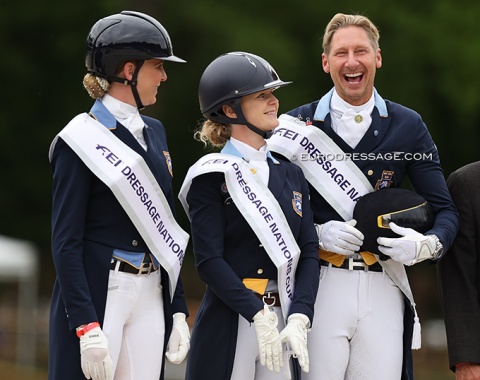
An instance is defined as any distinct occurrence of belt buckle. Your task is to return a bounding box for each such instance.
[138,261,153,275]
[348,258,368,271]
[262,292,276,306]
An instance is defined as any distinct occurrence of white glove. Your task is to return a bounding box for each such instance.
[79,326,113,380]
[253,305,284,372]
[279,313,310,373]
[377,222,438,266]
[316,219,364,255]
[166,312,190,364]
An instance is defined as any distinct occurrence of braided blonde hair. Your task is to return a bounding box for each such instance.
[82,73,110,99]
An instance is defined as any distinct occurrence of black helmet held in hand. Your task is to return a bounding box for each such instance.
[353,187,435,259]
[85,10,185,79]
[198,52,291,138]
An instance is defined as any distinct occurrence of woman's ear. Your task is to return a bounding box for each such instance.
[122,62,136,81]
[222,104,237,118]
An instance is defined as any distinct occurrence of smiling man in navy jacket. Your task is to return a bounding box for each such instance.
[268,12,458,380]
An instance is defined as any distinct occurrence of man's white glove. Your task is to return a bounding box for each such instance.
[316,219,364,255]
[377,222,441,266]
[253,305,284,372]
[166,312,190,364]
[279,313,310,373]
[79,326,113,380]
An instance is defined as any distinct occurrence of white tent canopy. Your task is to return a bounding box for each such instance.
[0,234,39,368]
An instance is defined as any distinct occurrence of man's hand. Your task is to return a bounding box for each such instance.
[316,219,364,255]
[166,313,190,364]
[279,313,310,373]
[253,305,283,372]
[455,362,480,380]
[79,326,113,380]
[377,222,439,265]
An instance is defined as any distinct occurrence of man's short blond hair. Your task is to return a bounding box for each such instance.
[323,13,380,55]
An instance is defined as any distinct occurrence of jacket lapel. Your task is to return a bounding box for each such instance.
[141,126,171,196]
[267,158,286,200]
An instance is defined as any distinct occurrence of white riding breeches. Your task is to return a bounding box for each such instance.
[231,305,292,380]
[304,264,405,380]
[103,268,165,380]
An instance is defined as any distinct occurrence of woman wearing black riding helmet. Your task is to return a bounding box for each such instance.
[179,52,320,380]
[48,11,189,380]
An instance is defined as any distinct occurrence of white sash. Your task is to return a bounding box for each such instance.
[51,113,189,300]
[179,153,300,319]
[268,114,374,220]
[269,114,421,349]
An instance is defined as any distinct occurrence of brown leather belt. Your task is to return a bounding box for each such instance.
[320,258,383,272]
[255,292,281,307]
[110,254,157,275]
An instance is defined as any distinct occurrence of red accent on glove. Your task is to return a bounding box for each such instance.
[76,322,100,338]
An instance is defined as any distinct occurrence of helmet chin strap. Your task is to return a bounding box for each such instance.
[108,60,145,110]
[129,61,145,110]
[230,103,273,139]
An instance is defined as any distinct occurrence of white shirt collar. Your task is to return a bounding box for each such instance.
[100,94,147,150]
[230,137,268,162]
[101,94,139,122]
[330,89,375,117]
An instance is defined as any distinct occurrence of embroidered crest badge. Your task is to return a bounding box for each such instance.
[163,151,173,177]
[292,191,303,217]
[374,170,394,190]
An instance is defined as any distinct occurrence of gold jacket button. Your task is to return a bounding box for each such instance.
[257,268,264,275]
[131,240,138,247]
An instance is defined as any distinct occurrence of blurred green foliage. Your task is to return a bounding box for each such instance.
[1,0,478,377]
[0,0,478,317]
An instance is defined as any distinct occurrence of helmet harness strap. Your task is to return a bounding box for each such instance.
[107,60,145,110]
[129,61,145,110]
[230,101,272,139]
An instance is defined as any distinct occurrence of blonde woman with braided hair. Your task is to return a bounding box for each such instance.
[48,11,190,380]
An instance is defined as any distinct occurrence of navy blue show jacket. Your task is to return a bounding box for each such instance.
[282,88,459,380]
[184,146,320,380]
[48,100,188,380]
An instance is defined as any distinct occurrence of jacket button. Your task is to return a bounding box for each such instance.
[132,240,138,247]
[257,269,264,274]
